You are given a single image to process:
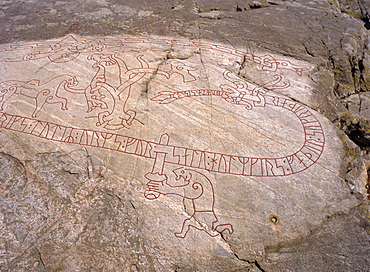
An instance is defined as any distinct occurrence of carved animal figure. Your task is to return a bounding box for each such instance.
[0,85,17,111]
[0,75,78,117]
[79,53,198,130]
[83,53,139,130]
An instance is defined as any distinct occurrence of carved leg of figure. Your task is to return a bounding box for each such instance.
[215,223,234,235]
[32,90,50,117]
[175,213,222,238]
[47,95,68,110]
[58,97,68,110]
[174,218,195,238]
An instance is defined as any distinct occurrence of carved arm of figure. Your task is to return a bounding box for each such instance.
[146,173,203,200]
[146,174,185,197]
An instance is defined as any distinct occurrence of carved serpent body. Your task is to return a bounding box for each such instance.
[0,90,324,177]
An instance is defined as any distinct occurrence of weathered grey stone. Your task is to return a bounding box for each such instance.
[0,1,369,271]
[262,209,370,272]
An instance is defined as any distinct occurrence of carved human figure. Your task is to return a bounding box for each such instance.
[147,167,233,238]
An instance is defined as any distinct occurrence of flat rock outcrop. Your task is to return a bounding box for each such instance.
[0,1,369,271]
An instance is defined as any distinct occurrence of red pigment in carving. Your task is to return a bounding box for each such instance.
[0,36,319,238]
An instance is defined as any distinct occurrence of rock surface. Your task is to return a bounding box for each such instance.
[0,1,369,271]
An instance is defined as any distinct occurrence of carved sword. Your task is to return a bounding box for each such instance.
[144,133,170,200]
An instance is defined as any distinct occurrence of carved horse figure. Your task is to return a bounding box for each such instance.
[0,75,78,117]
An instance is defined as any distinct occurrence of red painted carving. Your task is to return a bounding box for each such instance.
[57,53,198,130]
[0,35,311,75]
[0,85,17,111]
[143,135,233,238]
[84,53,141,130]
[1,35,84,63]
[144,133,170,200]
[251,54,311,75]
[147,166,233,238]
[150,74,325,178]
[152,71,291,109]
[0,35,321,238]
[0,106,325,177]
[0,75,78,117]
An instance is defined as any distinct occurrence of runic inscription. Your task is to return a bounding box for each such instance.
[0,35,323,238]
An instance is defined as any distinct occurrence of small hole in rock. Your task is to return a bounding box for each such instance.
[269,214,279,224]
